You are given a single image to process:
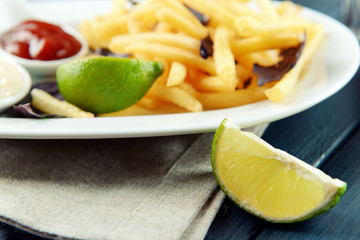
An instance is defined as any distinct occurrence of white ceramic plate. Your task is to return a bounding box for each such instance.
[0,1,359,139]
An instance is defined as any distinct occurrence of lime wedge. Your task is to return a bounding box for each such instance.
[211,119,346,223]
[56,57,163,114]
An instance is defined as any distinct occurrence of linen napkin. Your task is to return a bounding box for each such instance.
[0,124,268,240]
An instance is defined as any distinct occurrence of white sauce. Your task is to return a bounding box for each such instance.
[0,57,24,99]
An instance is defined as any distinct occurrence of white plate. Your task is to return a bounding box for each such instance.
[0,1,359,139]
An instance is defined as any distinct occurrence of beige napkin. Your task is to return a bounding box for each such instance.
[0,124,267,240]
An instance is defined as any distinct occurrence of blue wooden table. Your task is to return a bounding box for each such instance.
[1,0,359,239]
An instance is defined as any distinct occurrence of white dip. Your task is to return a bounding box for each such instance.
[0,57,24,99]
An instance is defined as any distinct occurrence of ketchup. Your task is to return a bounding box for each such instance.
[0,20,82,61]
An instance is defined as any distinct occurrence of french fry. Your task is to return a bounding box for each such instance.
[213,27,237,91]
[78,20,109,49]
[91,16,129,43]
[256,0,279,19]
[149,83,203,112]
[124,42,216,75]
[155,0,205,30]
[242,50,281,68]
[197,76,236,92]
[126,17,148,34]
[265,24,325,102]
[235,16,311,37]
[231,33,302,56]
[196,64,250,92]
[109,32,200,53]
[152,58,170,84]
[215,0,263,20]
[154,22,175,33]
[129,0,161,29]
[276,1,302,17]
[178,82,199,97]
[236,64,252,89]
[31,89,94,118]
[167,61,187,87]
[155,7,208,39]
[198,80,272,109]
[111,0,127,16]
[137,95,161,109]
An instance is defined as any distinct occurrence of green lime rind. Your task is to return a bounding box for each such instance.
[56,57,163,114]
[211,118,347,223]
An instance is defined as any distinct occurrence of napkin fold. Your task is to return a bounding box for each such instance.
[0,124,268,240]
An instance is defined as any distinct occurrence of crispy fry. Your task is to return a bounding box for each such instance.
[92,16,128,42]
[154,22,175,33]
[167,61,187,87]
[256,0,279,19]
[213,27,237,91]
[236,64,252,89]
[156,0,205,29]
[231,33,302,56]
[125,1,161,29]
[276,1,302,17]
[242,50,281,68]
[137,95,161,109]
[155,7,208,39]
[197,76,235,92]
[235,16,311,37]
[109,32,200,53]
[78,20,109,49]
[149,83,203,112]
[111,0,127,16]
[178,82,199,97]
[126,17,148,34]
[31,89,94,118]
[124,42,216,75]
[198,80,272,109]
[215,0,263,20]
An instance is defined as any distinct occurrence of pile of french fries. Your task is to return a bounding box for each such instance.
[78,0,324,117]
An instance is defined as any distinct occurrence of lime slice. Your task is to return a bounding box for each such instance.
[211,119,347,223]
[56,57,163,114]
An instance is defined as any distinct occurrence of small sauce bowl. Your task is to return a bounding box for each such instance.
[0,23,88,77]
[0,55,32,112]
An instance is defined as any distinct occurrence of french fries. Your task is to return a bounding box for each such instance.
[156,7,207,39]
[31,89,94,118]
[166,61,187,87]
[213,27,237,92]
[109,32,200,53]
[78,0,324,117]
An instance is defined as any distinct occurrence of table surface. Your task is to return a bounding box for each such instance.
[1,0,359,239]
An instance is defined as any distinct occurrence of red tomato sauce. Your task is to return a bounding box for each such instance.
[0,20,82,61]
